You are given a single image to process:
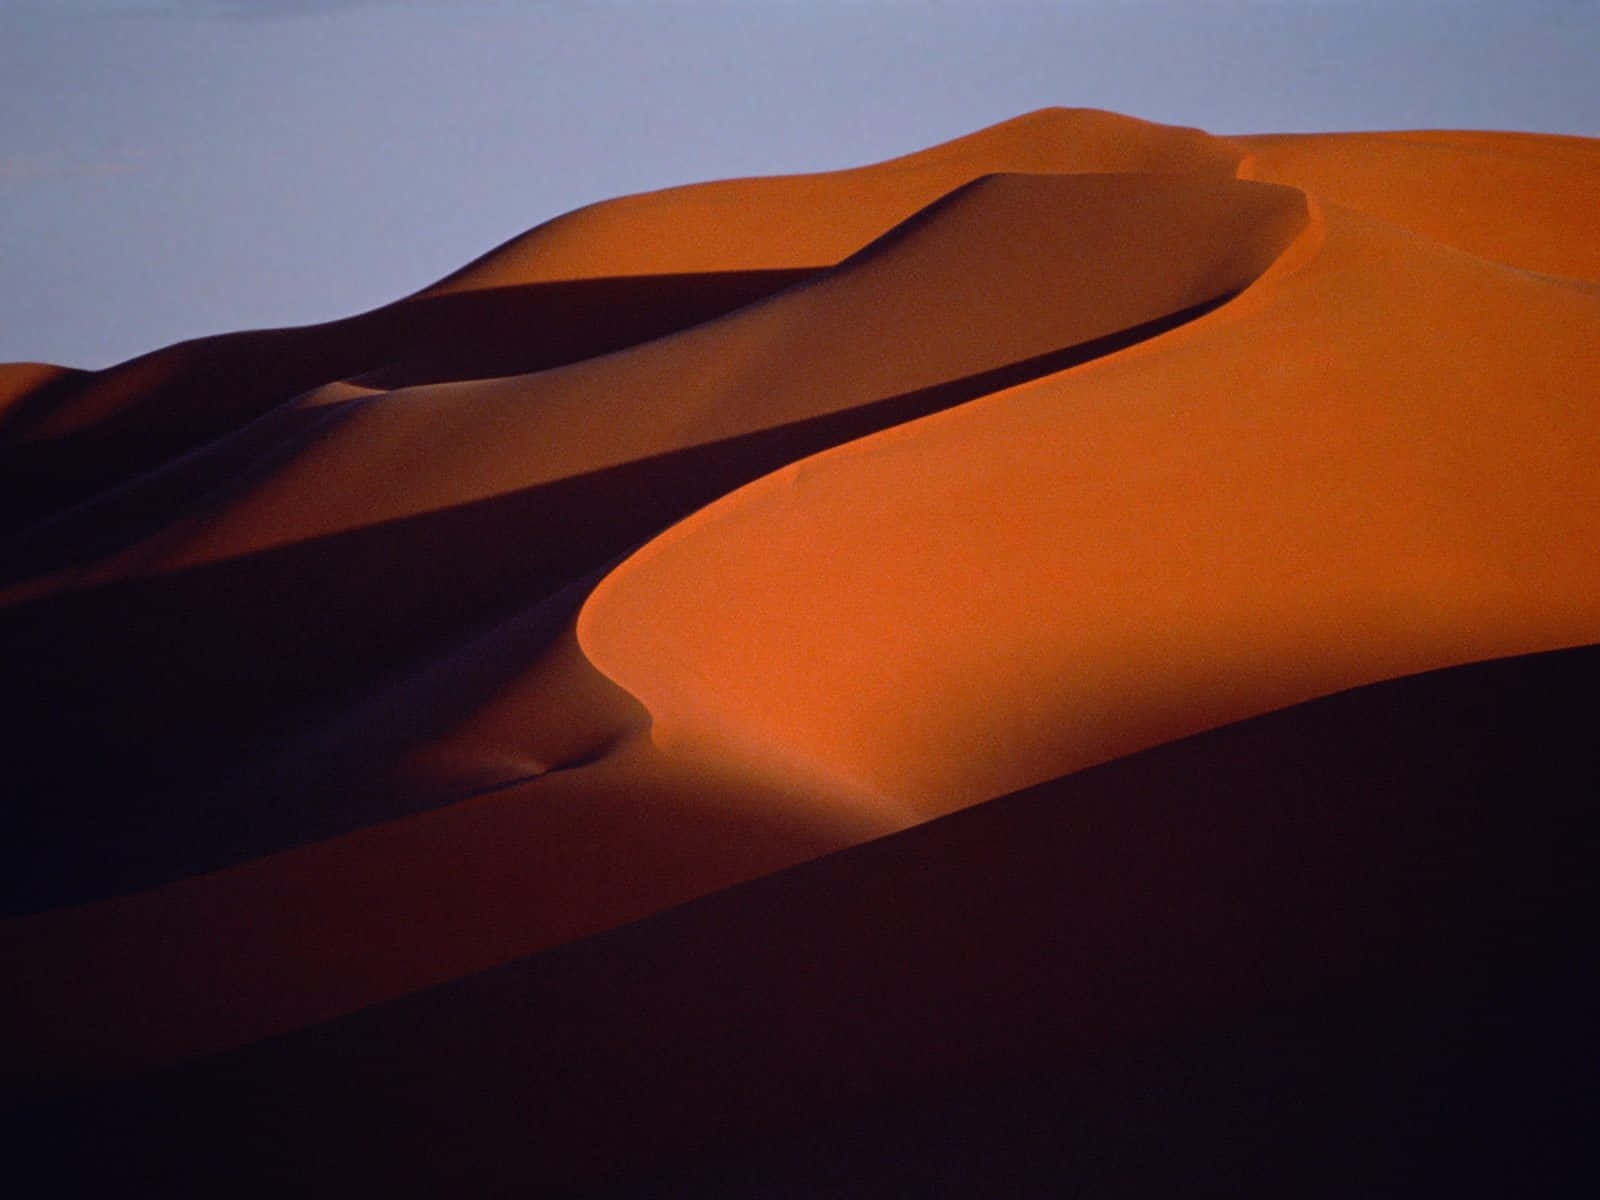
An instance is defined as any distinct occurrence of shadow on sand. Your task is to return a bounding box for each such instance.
[0,268,822,531]
[3,293,1231,912]
[11,640,1597,1196]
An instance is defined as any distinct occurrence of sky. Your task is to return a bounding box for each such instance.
[3,0,1597,368]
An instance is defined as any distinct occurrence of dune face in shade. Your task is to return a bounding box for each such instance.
[2,109,1598,1194]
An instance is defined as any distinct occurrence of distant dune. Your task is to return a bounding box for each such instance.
[3,109,1597,1195]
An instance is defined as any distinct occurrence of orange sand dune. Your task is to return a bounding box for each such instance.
[1233,128,1600,278]
[582,196,1600,809]
[3,109,1598,1194]
[15,170,1305,585]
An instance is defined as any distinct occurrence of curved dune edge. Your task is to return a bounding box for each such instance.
[0,169,1318,917]
[577,194,1600,812]
[3,110,1599,1159]
[417,107,1244,294]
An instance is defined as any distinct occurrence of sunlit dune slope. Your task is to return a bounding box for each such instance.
[1234,128,1600,278]
[581,197,1600,809]
[420,107,1243,291]
[3,109,1598,1193]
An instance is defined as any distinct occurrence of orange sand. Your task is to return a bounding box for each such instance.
[3,109,1597,1192]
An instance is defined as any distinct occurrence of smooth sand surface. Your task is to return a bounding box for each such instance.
[4,108,1597,1193]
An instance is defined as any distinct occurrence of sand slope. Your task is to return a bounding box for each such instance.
[3,108,1598,1193]
[11,644,1598,1194]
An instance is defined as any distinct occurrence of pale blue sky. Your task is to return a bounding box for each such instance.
[4,0,1597,368]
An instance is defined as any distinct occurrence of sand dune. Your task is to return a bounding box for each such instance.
[1233,128,1600,278]
[3,109,1597,1194]
[18,171,1306,580]
[583,194,1600,810]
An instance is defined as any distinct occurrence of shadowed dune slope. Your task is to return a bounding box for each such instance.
[0,363,88,423]
[8,643,1597,1193]
[3,110,1598,1194]
[0,270,822,528]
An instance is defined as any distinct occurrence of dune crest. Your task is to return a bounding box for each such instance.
[4,110,1598,1193]
[1234,128,1600,278]
[419,108,1245,293]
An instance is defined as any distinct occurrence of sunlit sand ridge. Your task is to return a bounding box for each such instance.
[3,109,1597,1194]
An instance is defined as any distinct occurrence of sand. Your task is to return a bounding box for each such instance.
[3,108,1597,1194]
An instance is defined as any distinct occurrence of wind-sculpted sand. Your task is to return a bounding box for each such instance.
[3,109,1597,1195]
